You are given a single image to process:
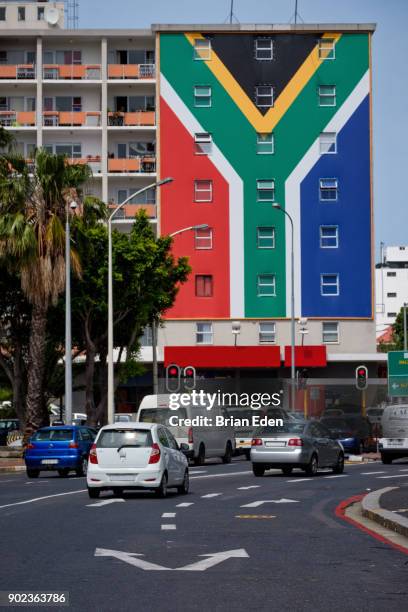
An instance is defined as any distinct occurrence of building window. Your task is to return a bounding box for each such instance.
[18,6,25,21]
[319,132,337,154]
[257,274,276,297]
[194,179,213,202]
[140,326,153,347]
[387,312,397,318]
[320,226,338,248]
[320,178,338,201]
[194,86,212,107]
[257,179,275,202]
[0,7,6,21]
[194,38,211,61]
[321,274,339,296]
[387,271,396,277]
[196,322,213,344]
[318,38,336,60]
[255,85,274,108]
[318,85,336,107]
[259,322,276,343]
[257,133,274,154]
[257,227,275,249]
[195,227,213,249]
[322,322,339,343]
[387,292,397,298]
[194,132,212,155]
[196,275,213,297]
[37,6,45,20]
[255,38,273,60]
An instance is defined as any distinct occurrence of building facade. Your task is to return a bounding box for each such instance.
[376,245,408,337]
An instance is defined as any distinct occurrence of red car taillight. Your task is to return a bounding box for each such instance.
[188,427,193,444]
[288,438,303,447]
[148,443,161,464]
[251,438,263,446]
[26,443,35,449]
[69,441,79,449]
[89,443,98,464]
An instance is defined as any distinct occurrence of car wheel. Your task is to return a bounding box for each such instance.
[75,457,88,477]
[282,466,293,476]
[381,453,392,465]
[177,470,189,495]
[222,442,233,464]
[26,468,39,478]
[252,464,265,477]
[194,444,205,466]
[332,453,344,474]
[305,454,318,476]
[58,468,70,478]
[156,473,168,498]
[87,487,100,499]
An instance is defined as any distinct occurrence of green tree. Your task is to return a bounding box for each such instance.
[0,126,14,149]
[0,150,91,440]
[392,307,408,350]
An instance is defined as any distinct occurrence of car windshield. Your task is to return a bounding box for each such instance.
[139,408,187,425]
[256,423,306,436]
[97,429,153,448]
[32,429,73,441]
[320,419,349,430]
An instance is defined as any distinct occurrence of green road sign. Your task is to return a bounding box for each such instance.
[388,351,408,396]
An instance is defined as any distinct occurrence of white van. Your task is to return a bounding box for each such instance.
[379,404,408,464]
[137,394,235,465]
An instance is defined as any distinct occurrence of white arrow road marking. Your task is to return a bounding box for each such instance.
[176,502,194,507]
[0,489,86,510]
[86,499,125,507]
[201,493,222,498]
[175,549,249,571]
[240,498,299,508]
[162,512,176,518]
[237,486,260,490]
[95,548,171,571]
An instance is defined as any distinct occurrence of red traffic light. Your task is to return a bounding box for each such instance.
[355,365,368,390]
[165,364,181,392]
[168,367,178,376]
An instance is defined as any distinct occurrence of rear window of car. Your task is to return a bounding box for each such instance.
[321,418,348,429]
[97,429,153,448]
[139,408,187,425]
[32,429,73,441]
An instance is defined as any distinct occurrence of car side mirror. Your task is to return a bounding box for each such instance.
[179,443,189,452]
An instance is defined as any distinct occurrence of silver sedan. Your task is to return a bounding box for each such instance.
[250,421,344,477]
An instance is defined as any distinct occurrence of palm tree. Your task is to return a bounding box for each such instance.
[0,149,91,440]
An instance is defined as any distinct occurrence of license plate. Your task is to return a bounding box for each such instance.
[265,441,286,447]
[387,440,404,446]
[41,459,58,465]
[109,474,135,481]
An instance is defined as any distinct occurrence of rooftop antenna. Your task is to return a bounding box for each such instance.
[65,0,79,29]
[225,0,239,24]
[289,0,304,25]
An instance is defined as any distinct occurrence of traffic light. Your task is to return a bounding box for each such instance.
[183,365,196,391]
[355,365,368,390]
[165,364,181,392]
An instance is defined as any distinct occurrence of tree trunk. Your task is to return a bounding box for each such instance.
[24,303,49,444]
[12,342,26,427]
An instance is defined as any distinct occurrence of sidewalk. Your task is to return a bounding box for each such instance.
[362,485,408,538]
[380,485,408,524]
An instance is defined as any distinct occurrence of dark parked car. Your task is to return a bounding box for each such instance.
[0,419,20,446]
[320,416,373,454]
[24,426,96,478]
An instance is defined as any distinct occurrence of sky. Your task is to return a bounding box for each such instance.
[76,0,408,259]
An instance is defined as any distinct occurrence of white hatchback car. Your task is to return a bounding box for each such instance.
[87,422,189,498]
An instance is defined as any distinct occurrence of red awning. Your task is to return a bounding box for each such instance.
[284,346,327,368]
[164,346,281,368]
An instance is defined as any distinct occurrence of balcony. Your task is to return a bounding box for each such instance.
[43,64,101,80]
[108,203,157,219]
[0,64,36,80]
[107,111,155,127]
[108,64,155,80]
[0,111,36,127]
[108,156,156,174]
[66,156,102,174]
[43,111,101,127]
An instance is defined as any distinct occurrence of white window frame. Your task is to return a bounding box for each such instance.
[0,7,6,21]
[194,179,213,202]
[255,38,274,61]
[194,38,211,61]
[255,85,274,108]
[257,132,274,155]
[195,227,213,250]
[257,179,275,202]
[318,38,336,60]
[194,132,212,155]
[319,132,337,154]
[320,178,338,201]
[257,227,275,249]
[194,85,212,108]
[140,326,153,347]
[318,85,336,107]
[259,322,276,344]
[257,274,276,297]
[196,322,213,345]
[37,6,45,20]
[18,6,25,21]
[320,226,338,249]
[322,322,339,344]
[321,274,340,297]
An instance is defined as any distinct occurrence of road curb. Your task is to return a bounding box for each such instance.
[361,487,408,538]
[0,466,25,473]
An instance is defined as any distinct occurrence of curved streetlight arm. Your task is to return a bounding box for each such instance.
[169,224,209,238]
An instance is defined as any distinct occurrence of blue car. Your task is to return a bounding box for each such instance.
[25,426,96,478]
[320,417,365,455]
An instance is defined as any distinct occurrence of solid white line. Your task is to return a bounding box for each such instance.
[0,489,86,510]
[377,474,408,479]
[161,524,176,530]
[176,502,194,507]
[162,512,176,518]
[190,471,252,480]
[360,471,385,475]
[287,479,312,483]
[201,493,222,498]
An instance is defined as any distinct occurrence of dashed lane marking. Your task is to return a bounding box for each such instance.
[190,471,252,480]
[162,512,176,518]
[235,515,276,519]
[323,475,348,479]
[377,474,408,479]
[201,493,222,498]
[237,486,260,490]
[286,478,312,483]
[189,470,207,474]
[176,502,194,507]
[360,471,385,475]
[161,524,176,530]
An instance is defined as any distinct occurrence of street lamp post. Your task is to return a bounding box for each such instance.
[65,200,77,426]
[151,223,210,395]
[107,178,173,425]
[273,203,295,412]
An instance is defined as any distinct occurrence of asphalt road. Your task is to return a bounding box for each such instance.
[1,458,408,612]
